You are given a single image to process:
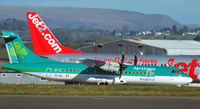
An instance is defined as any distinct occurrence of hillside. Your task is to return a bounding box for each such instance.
[0,6,182,31]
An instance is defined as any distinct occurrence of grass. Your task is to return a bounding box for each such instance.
[0,84,200,96]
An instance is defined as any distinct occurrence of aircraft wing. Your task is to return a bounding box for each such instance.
[81,59,120,72]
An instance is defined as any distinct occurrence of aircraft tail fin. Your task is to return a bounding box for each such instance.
[1,32,55,64]
[26,12,84,55]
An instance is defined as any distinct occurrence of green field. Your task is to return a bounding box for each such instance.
[0,84,200,96]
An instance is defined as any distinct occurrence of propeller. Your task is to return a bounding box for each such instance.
[118,52,137,79]
[134,52,137,65]
[119,52,127,79]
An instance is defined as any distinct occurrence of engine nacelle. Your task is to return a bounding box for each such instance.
[100,61,120,71]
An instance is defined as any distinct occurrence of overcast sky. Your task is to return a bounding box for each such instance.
[1,0,200,24]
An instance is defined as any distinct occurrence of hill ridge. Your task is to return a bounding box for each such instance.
[0,6,182,31]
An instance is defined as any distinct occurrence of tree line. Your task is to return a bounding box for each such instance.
[0,18,200,41]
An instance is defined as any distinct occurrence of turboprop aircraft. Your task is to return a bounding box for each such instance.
[0,32,192,85]
[27,12,200,82]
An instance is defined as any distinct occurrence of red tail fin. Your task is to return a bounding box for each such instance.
[26,12,84,55]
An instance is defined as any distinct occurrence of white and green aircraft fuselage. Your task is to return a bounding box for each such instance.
[1,32,192,85]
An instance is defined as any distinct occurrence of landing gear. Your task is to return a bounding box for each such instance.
[97,82,109,85]
[176,84,182,87]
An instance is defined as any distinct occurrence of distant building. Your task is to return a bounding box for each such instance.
[155,32,162,36]
[79,39,200,56]
[182,32,200,36]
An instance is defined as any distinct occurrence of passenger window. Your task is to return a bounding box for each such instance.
[16,74,21,77]
[1,73,7,77]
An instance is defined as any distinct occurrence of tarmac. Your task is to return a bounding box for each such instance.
[0,95,200,109]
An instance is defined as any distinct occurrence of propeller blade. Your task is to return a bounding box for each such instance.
[121,52,125,64]
[119,52,125,79]
[134,52,137,65]
[119,68,123,79]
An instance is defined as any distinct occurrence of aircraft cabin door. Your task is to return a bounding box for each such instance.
[146,71,155,83]
[46,68,52,78]
[146,72,150,82]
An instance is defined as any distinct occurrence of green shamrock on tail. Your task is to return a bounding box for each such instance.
[11,42,28,59]
[10,47,17,56]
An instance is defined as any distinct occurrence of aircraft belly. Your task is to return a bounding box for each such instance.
[122,76,192,85]
[23,72,192,85]
[23,72,78,81]
[72,74,116,84]
[154,76,192,85]
[50,73,77,81]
